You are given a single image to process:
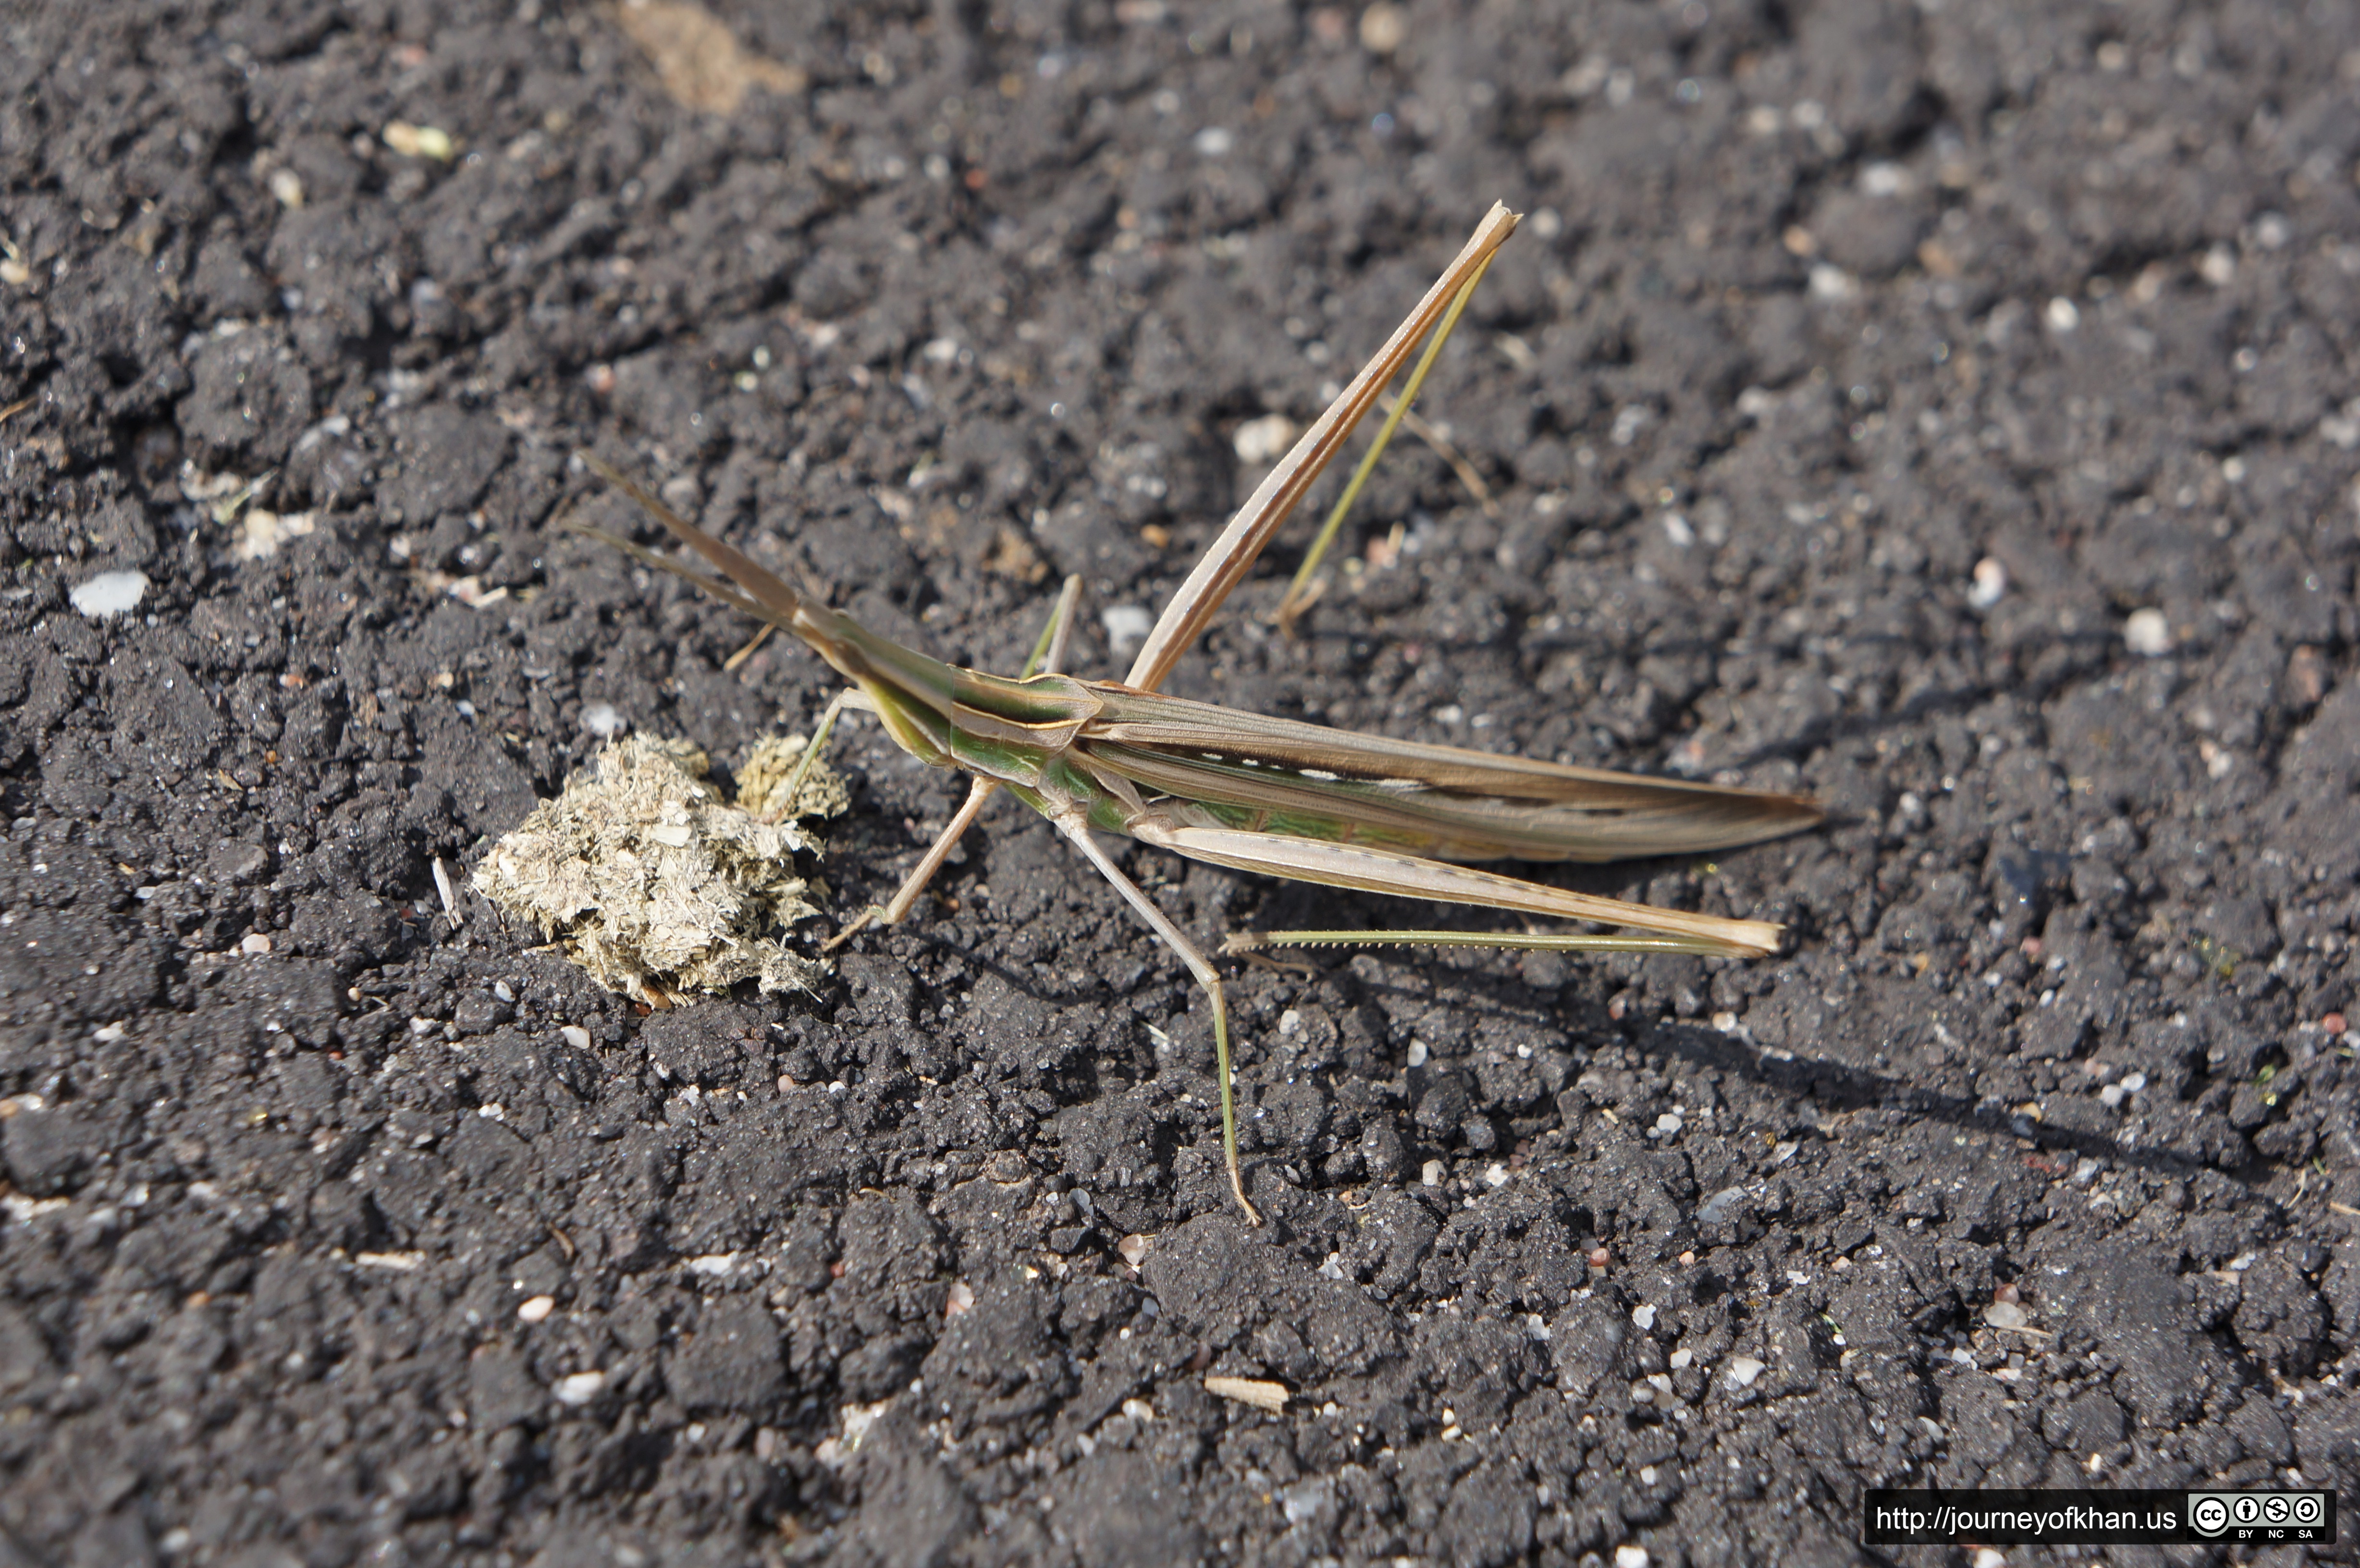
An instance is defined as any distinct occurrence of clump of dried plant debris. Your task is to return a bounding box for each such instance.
[473,732,848,1004]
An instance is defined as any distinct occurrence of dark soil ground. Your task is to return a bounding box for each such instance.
[4,0,2359,1563]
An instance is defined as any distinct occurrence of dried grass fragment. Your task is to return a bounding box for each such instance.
[1204,1375,1289,1413]
[615,0,807,116]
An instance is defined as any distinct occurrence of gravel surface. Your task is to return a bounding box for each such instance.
[3,1,2358,1563]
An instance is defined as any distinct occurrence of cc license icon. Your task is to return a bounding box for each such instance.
[2190,1495,2229,1536]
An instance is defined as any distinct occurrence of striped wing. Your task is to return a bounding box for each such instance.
[1080,687,1819,864]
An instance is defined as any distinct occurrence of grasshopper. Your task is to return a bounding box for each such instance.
[568,204,1820,1225]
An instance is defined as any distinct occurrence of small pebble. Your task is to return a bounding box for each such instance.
[1631,1304,1657,1330]
[1614,1548,1650,1568]
[241,933,273,956]
[1967,557,2007,610]
[517,1296,555,1324]
[2123,607,2172,656]
[1358,0,1408,53]
[1100,604,1155,657]
[1696,1186,1746,1225]
[1983,1301,2028,1331]
[382,121,457,160]
[553,1371,605,1406]
[1725,1357,1766,1388]
[71,570,150,618]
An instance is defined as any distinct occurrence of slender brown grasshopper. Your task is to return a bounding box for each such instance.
[571,204,1820,1224]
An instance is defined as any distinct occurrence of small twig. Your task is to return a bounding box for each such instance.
[1380,394,1495,514]
[723,622,775,671]
[431,856,462,924]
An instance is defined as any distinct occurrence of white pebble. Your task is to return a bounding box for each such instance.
[241,933,273,956]
[1192,126,1235,158]
[1231,413,1294,465]
[1420,1159,1445,1187]
[517,1295,555,1324]
[1632,1304,1657,1330]
[560,1025,592,1050]
[71,570,149,618]
[1967,557,2007,610]
[1405,1040,1430,1068]
[1615,1546,1651,1568]
[1983,1300,2028,1331]
[553,1371,605,1406]
[1100,604,1155,657]
[2045,296,2080,333]
[1359,0,1408,52]
[2123,607,2172,656]
[581,701,627,738]
[1859,162,1910,196]
[1807,264,1858,301]
[1725,1356,1766,1388]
